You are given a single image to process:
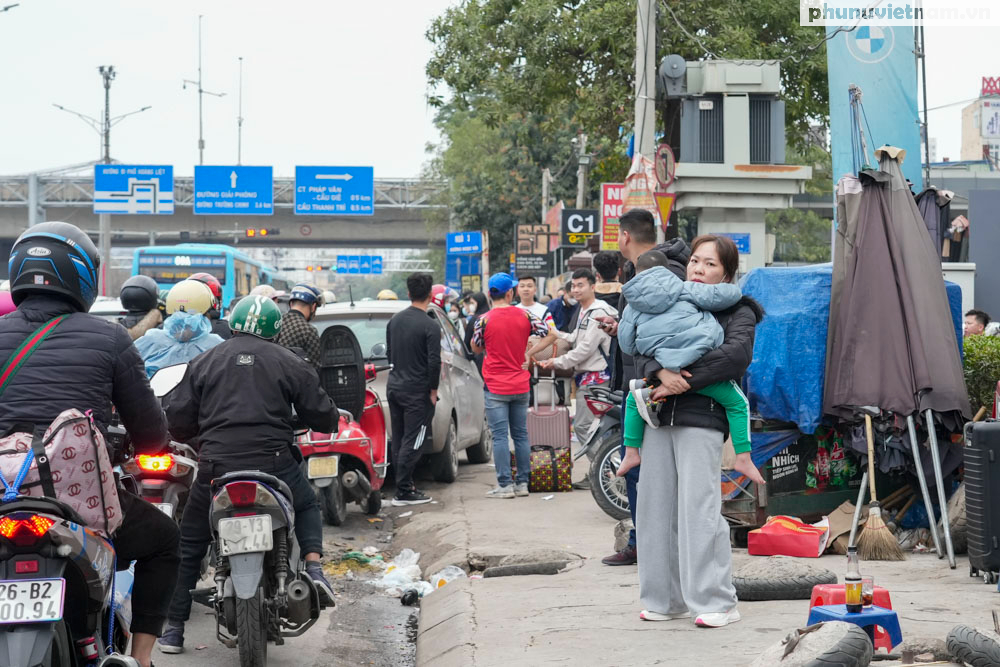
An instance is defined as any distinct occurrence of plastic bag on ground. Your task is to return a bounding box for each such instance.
[430,565,467,589]
[375,548,422,589]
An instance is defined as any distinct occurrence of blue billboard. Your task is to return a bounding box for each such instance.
[294,166,374,216]
[194,166,273,215]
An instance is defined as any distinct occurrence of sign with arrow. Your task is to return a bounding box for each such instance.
[294,166,374,216]
[193,165,273,215]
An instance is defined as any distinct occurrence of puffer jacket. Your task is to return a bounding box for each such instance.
[134,311,224,378]
[618,266,743,372]
[0,294,167,453]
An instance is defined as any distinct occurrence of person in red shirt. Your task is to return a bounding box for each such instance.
[471,273,555,498]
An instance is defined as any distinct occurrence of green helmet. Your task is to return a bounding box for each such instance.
[229,295,283,339]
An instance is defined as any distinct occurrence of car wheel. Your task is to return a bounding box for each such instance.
[466,415,493,464]
[432,419,459,483]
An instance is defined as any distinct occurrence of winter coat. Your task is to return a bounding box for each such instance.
[0,294,167,454]
[618,266,743,372]
[134,311,224,378]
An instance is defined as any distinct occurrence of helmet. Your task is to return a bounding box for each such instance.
[429,284,457,310]
[0,291,14,316]
[119,275,159,313]
[188,272,222,301]
[322,290,336,304]
[376,289,398,301]
[249,284,278,300]
[8,221,100,311]
[165,280,215,315]
[290,282,324,306]
[229,295,282,339]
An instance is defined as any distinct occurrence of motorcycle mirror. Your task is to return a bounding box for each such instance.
[370,342,387,359]
[150,363,189,398]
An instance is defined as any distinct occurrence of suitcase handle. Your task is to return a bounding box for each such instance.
[533,359,558,411]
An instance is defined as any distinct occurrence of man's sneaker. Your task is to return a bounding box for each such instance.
[486,485,515,499]
[695,608,741,628]
[306,562,336,606]
[601,545,637,566]
[631,386,662,429]
[572,473,591,490]
[392,489,432,506]
[640,609,690,621]
[157,623,184,654]
[514,482,529,497]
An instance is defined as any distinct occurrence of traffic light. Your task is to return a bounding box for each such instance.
[245,228,280,238]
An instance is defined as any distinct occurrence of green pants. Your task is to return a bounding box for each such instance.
[624,380,751,454]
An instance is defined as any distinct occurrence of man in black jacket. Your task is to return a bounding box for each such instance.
[0,222,178,667]
[160,294,338,654]
[386,273,440,506]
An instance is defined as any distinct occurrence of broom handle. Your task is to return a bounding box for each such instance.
[864,414,878,502]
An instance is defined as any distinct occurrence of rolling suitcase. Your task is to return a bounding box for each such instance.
[527,368,571,450]
[511,368,573,491]
[965,421,1000,585]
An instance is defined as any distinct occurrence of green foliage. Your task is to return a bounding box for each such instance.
[963,334,1000,414]
[765,208,831,263]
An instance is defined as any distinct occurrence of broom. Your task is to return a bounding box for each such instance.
[857,413,906,561]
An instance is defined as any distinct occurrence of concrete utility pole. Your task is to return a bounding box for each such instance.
[184,15,226,165]
[634,0,657,160]
[575,133,589,208]
[98,65,114,296]
[541,168,551,223]
[237,56,244,165]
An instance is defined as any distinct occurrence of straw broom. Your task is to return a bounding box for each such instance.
[857,414,906,561]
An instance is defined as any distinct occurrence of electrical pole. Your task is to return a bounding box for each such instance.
[575,133,589,208]
[97,65,115,297]
[634,0,657,160]
[541,168,551,223]
[237,56,244,165]
[184,15,226,166]
[917,22,930,189]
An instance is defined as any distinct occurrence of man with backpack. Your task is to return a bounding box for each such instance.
[0,222,179,667]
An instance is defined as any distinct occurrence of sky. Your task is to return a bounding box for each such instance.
[0,3,994,178]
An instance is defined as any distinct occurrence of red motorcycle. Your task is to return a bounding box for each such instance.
[296,325,390,526]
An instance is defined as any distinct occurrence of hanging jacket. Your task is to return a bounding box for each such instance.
[134,311,224,378]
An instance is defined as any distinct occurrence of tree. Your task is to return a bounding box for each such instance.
[766,208,831,263]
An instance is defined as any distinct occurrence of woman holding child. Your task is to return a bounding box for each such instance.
[619,234,764,629]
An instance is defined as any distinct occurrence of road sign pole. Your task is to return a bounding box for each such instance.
[98,212,110,296]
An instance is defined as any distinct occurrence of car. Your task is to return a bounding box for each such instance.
[311,299,492,482]
[89,297,128,323]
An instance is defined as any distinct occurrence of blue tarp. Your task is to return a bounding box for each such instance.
[740,264,963,434]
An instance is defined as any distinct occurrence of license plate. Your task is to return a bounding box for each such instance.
[154,503,174,517]
[307,455,339,480]
[0,578,65,624]
[218,515,273,556]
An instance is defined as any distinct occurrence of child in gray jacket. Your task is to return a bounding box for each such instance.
[616,250,752,476]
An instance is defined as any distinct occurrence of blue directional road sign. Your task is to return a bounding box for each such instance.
[194,166,273,215]
[359,256,372,275]
[336,257,348,273]
[94,164,174,214]
[371,256,383,275]
[347,256,361,274]
[446,231,483,254]
[334,255,382,275]
[295,166,374,216]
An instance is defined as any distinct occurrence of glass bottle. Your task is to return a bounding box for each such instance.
[845,546,863,613]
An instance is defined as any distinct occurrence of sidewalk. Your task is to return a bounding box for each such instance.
[399,459,996,666]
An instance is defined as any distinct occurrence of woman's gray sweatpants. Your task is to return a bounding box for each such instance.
[636,424,738,616]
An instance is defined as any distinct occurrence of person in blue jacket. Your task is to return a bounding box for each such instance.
[135,279,224,378]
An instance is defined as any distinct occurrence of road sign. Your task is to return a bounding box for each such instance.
[294,166,374,216]
[194,166,273,215]
[333,255,382,275]
[94,164,174,214]
[600,183,624,250]
[446,231,483,254]
[336,257,348,273]
[514,254,550,275]
[654,193,676,231]
[560,209,599,246]
[716,232,751,254]
[446,255,480,290]
[359,256,372,274]
[372,256,383,275]
[655,144,676,188]
[347,256,361,274]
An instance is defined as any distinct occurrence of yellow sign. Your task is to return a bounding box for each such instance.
[654,193,676,230]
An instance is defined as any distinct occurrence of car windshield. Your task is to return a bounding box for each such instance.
[315,314,392,359]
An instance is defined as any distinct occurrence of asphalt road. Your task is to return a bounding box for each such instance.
[156,500,416,667]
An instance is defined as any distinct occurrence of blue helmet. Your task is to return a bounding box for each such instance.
[8,221,100,312]
[290,282,324,306]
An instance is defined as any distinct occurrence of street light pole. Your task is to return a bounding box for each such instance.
[184,15,226,165]
[98,66,115,163]
[633,0,657,159]
[237,56,244,165]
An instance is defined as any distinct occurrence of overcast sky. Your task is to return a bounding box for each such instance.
[0,3,993,178]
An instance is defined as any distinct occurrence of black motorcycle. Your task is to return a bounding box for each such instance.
[574,386,629,521]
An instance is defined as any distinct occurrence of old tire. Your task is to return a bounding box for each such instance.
[588,427,630,521]
[466,415,493,464]
[235,588,268,667]
[947,625,1000,667]
[938,482,967,554]
[734,570,838,601]
[321,477,348,527]
[751,622,872,667]
[432,420,459,483]
[364,489,382,515]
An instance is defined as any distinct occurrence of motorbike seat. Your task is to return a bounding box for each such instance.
[0,496,85,526]
[609,390,624,403]
[211,470,293,502]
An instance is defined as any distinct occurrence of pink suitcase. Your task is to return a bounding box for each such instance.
[0,409,123,536]
[528,369,571,450]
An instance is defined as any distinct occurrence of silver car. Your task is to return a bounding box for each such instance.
[312,299,491,483]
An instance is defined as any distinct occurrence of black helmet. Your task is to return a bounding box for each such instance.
[8,221,100,312]
[119,275,159,313]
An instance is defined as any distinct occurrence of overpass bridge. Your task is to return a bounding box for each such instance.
[0,175,448,262]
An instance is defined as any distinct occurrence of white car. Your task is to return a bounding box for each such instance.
[88,297,128,323]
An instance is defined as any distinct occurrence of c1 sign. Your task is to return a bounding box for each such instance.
[560,209,599,246]
[600,183,624,250]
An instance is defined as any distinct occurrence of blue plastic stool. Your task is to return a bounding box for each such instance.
[807,604,903,649]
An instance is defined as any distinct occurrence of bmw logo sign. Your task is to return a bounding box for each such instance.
[847,26,895,64]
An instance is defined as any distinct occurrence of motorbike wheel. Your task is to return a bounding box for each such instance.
[588,427,630,521]
[365,489,382,515]
[431,420,459,483]
[321,477,348,527]
[42,620,72,667]
[465,415,493,464]
[235,587,268,667]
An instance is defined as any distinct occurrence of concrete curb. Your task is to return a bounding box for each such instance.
[415,578,476,667]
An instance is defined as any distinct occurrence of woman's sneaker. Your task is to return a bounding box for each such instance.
[157,623,185,654]
[639,609,690,621]
[486,485,515,499]
[695,608,741,628]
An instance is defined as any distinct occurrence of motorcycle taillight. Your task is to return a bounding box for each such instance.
[136,454,174,473]
[585,397,614,417]
[0,514,55,546]
[225,482,258,507]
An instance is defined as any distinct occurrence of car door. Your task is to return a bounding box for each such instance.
[429,310,456,454]
[438,312,481,445]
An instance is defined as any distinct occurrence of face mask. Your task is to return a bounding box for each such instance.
[567,297,578,306]
[448,311,460,322]
[462,305,471,316]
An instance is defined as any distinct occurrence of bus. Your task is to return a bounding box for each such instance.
[132,244,290,312]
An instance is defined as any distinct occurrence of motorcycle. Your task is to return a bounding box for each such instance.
[121,441,197,520]
[573,386,630,521]
[296,328,390,526]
